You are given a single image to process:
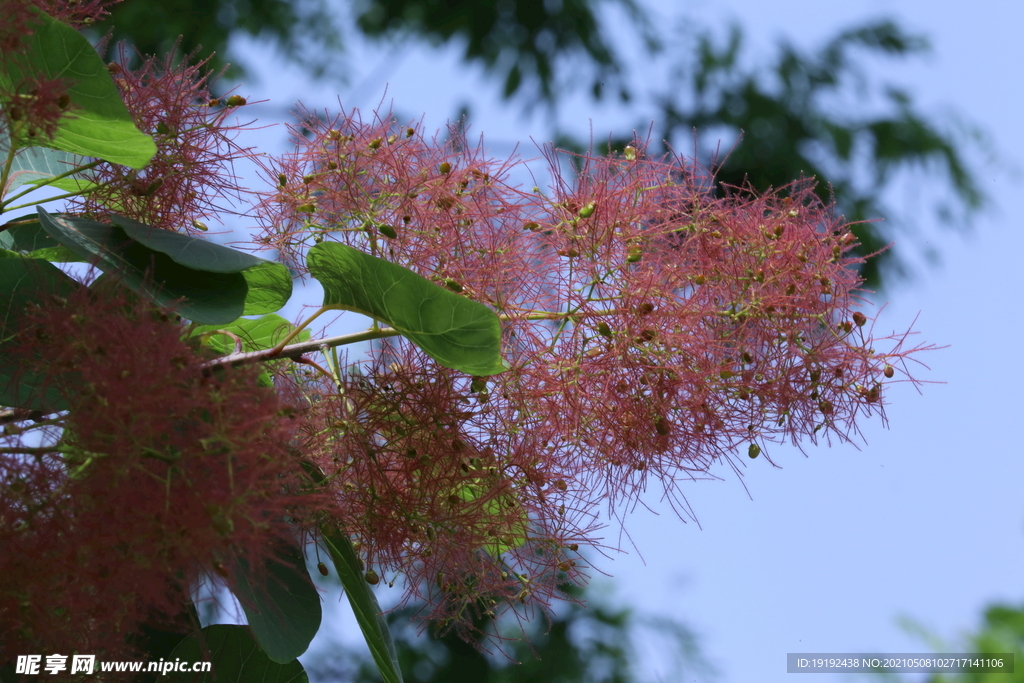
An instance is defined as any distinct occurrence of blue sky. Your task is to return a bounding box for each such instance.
[220,1,1024,680]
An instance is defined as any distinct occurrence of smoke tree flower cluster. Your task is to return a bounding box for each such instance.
[1,3,933,679]
[261,110,928,633]
[2,285,321,659]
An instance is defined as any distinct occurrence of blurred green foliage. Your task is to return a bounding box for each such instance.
[99,0,987,291]
[305,584,717,683]
[872,603,1024,683]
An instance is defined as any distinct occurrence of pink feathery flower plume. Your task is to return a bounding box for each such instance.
[65,45,256,233]
[261,109,934,637]
[0,283,324,661]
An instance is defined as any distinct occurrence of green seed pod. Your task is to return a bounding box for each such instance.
[296,203,316,213]
[191,219,208,232]
[654,416,671,436]
[444,278,463,293]
[626,246,643,263]
[624,145,637,161]
[365,569,380,585]
[578,202,596,218]
[368,137,382,149]
[748,443,761,459]
[317,562,329,576]
[406,127,415,137]
[378,224,398,239]
[439,161,452,174]
[277,173,287,188]
[470,376,488,392]
[597,321,612,337]
[225,95,246,107]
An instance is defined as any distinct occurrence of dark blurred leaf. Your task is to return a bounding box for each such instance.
[0,257,82,411]
[101,0,656,104]
[233,541,322,664]
[167,625,309,682]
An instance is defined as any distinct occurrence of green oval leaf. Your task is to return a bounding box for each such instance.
[36,209,291,323]
[37,209,246,323]
[0,129,91,193]
[307,242,507,376]
[110,215,293,316]
[0,9,155,167]
[167,625,308,682]
[190,314,306,355]
[231,541,322,664]
[0,214,84,262]
[189,314,309,386]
